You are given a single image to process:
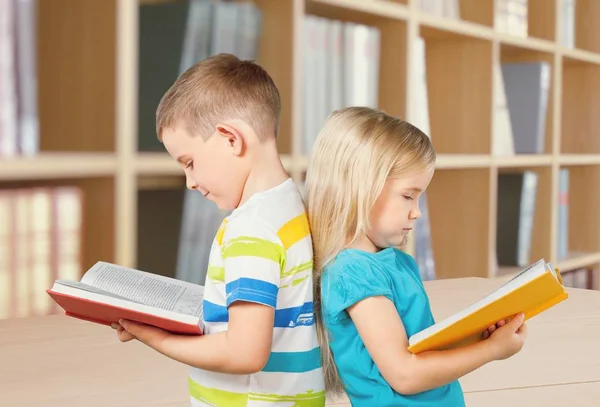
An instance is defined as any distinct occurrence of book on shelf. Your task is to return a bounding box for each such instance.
[47,261,205,335]
[302,15,380,155]
[407,259,567,354]
[496,171,538,267]
[501,61,551,155]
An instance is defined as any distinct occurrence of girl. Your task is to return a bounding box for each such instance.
[305,107,527,406]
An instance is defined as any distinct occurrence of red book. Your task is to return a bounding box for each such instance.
[47,261,204,335]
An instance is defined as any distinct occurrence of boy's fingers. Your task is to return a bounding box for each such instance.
[118,330,135,342]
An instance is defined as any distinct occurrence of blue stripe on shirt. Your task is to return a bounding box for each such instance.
[226,277,279,308]
[262,347,322,373]
[203,300,229,323]
[274,301,314,328]
[203,300,315,327]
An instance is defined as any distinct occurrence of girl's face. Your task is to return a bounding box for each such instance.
[361,167,435,252]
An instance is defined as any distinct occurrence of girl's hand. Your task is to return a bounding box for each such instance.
[486,313,528,360]
[482,319,508,340]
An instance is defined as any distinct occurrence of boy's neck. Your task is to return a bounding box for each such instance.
[239,138,290,205]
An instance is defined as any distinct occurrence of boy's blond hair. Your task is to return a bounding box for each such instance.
[156,53,281,141]
[305,106,436,393]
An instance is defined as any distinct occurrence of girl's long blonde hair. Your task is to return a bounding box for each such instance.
[305,107,436,393]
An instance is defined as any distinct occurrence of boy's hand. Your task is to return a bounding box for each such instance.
[110,321,136,342]
[485,313,528,360]
[110,319,170,349]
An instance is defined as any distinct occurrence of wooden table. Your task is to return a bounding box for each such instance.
[1,277,598,406]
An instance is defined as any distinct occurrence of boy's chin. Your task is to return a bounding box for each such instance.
[209,195,237,212]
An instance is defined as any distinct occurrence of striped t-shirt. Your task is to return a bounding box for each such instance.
[189,178,325,407]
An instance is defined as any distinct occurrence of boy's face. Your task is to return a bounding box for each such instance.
[162,124,249,211]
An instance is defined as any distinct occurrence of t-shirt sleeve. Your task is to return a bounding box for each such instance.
[322,257,394,322]
[221,216,284,308]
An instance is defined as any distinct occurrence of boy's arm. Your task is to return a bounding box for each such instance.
[348,296,527,395]
[119,301,273,374]
[119,216,283,375]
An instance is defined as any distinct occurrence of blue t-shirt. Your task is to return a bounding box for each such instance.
[321,247,465,406]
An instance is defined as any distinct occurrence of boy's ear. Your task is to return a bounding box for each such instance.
[215,123,244,156]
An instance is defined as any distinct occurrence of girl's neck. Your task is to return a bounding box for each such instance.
[347,234,380,253]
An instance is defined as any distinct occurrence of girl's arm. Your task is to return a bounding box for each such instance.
[347,295,527,395]
[116,301,274,375]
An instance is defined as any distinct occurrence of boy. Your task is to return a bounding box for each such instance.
[111,54,325,406]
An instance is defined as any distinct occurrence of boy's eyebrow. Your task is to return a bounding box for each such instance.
[176,155,190,164]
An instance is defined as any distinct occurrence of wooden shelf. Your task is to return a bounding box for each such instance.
[435,154,490,169]
[135,153,181,176]
[499,34,556,55]
[561,55,600,154]
[307,0,409,21]
[493,154,553,168]
[422,31,493,154]
[2,0,600,289]
[559,155,600,166]
[563,47,600,66]
[427,167,492,279]
[419,13,493,41]
[557,252,600,273]
[0,153,117,181]
[433,155,554,169]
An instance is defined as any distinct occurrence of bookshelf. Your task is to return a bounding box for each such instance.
[1,0,600,301]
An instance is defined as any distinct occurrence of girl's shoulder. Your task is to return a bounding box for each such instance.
[323,247,418,279]
[322,248,384,281]
[320,249,396,318]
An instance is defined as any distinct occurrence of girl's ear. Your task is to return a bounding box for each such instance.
[215,123,244,156]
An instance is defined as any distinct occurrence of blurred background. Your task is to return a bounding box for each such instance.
[1,0,598,321]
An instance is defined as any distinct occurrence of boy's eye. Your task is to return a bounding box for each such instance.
[186,161,193,169]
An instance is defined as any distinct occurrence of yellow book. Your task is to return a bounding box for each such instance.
[408,259,567,354]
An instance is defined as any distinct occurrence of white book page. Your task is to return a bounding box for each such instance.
[80,262,204,318]
[55,280,137,303]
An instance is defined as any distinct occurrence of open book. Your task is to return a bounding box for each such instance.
[47,261,204,335]
[408,259,567,353]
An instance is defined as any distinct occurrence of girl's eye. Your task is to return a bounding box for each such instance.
[403,195,413,201]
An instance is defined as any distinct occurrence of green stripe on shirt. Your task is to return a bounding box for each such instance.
[222,236,285,268]
[281,260,313,279]
[189,377,326,406]
[188,378,248,407]
[249,389,326,406]
[207,265,225,283]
